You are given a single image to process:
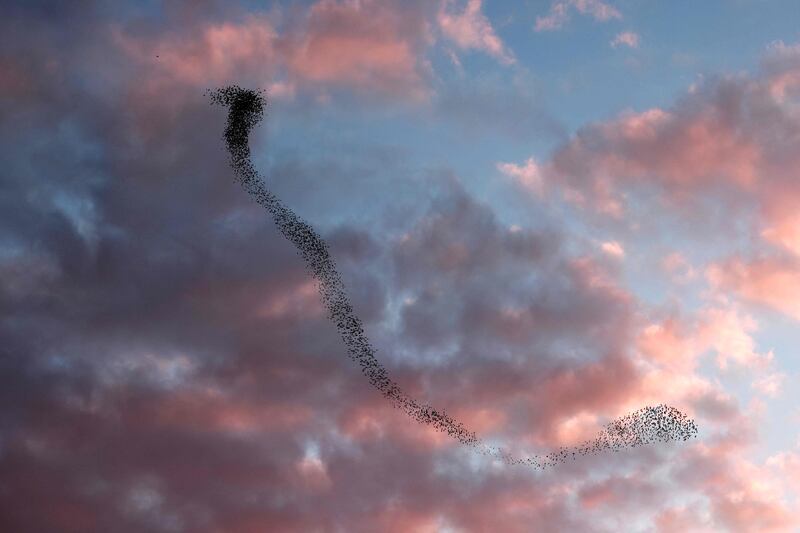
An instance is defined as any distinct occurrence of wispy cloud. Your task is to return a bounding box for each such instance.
[496,157,543,195]
[611,30,639,48]
[438,0,515,65]
[535,0,621,32]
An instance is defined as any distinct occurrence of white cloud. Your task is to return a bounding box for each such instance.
[611,31,639,49]
[753,372,787,397]
[496,157,543,195]
[438,0,515,65]
[600,240,625,258]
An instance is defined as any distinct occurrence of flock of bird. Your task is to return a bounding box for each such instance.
[208,85,698,469]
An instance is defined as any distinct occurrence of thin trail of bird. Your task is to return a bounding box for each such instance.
[208,85,698,469]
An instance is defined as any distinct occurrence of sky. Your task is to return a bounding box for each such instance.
[2,0,800,531]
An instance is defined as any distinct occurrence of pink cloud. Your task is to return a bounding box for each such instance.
[611,31,639,49]
[637,315,698,372]
[752,372,786,397]
[438,0,515,65]
[676,440,798,532]
[535,0,622,32]
[496,157,543,196]
[661,252,698,284]
[600,240,625,258]
[255,279,323,320]
[112,15,279,88]
[713,486,796,532]
[632,303,780,426]
[548,105,760,210]
[284,0,433,100]
[520,353,641,446]
[536,43,800,277]
[708,256,800,321]
[768,451,800,493]
[639,303,774,373]
[154,388,314,435]
[337,402,454,451]
[695,306,773,370]
[656,504,717,533]
[9,4,800,528]
[114,0,434,101]
[578,474,663,511]
[760,210,800,257]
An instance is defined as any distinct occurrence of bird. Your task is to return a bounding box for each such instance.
[208,85,699,469]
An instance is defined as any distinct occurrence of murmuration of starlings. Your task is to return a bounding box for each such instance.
[208,85,698,469]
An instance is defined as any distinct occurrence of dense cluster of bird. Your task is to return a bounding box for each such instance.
[489,404,698,469]
[208,86,698,468]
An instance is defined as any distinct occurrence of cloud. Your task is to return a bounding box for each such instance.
[752,372,786,397]
[114,0,435,102]
[438,0,515,65]
[611,31,639,49]
[2,2,799,531]
[661,252,698,284]
[656,503,718,533]
[0,56,680,526]
[696,306,773,370]
[525,40,800,331]
[283,0,434,100]
[496,157,543,196]
[600,240,625,258]
[539,42,800,240]
[112,15,279,88]
[535,0,622,32]
[767,450,800,493]
[548,103,760,205]
[708,255,800,321]
[637,302,774,372]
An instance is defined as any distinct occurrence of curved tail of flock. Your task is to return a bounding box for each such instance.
[208,85,698,469]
